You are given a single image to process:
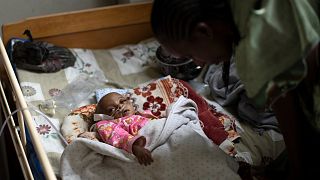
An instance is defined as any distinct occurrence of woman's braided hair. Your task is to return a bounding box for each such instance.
[151,0,240,44]
[151,0,240,96]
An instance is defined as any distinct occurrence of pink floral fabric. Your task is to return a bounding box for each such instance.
[96,115,149,153]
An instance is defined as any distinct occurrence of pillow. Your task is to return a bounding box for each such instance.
[61,104,96,144]
[126,76,188,117]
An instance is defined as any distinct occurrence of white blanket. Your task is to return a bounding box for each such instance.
[60,96,241,180]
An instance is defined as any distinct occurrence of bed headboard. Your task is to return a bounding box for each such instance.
[1,2,153,49]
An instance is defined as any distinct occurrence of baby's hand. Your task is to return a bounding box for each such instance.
[132,146,153,166]
[132,136,153,166]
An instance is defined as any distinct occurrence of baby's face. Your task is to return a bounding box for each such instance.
[97,92,135,118]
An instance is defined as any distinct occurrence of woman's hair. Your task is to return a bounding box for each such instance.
[151,0,240,44]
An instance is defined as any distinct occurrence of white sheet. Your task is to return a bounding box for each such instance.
[60,96,240,180]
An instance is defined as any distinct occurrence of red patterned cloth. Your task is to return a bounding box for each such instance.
[179,80,229,145]
[128,76,188,117]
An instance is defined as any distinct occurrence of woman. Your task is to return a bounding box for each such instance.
[151,0,319,179]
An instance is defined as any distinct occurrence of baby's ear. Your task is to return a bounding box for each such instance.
[95,103,102,114]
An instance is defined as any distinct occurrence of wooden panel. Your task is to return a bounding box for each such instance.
[0,40,9,86]
[2,2,152,46]
[36,23,153,49]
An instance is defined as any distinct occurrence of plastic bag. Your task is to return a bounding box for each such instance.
[39,72,105,116]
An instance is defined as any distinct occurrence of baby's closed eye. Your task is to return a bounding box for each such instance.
[119,98,129,104]
[106,107,116,114]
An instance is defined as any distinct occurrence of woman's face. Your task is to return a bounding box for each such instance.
[160,22,234,65]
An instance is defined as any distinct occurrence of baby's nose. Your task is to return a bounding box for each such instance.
[116,104,125,111]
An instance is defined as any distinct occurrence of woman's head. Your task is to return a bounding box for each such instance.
[96,92,135,118]
[151,0,239,65]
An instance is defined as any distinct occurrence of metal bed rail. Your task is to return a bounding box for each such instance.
[0,38,56,180]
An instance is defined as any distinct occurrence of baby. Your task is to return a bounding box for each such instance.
[94,92,156,166]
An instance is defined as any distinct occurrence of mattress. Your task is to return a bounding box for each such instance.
[13,38,285,177]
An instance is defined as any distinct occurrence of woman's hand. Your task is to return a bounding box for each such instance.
[132,136,153,166]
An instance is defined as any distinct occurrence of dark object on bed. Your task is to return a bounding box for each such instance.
[155,46,202,81]
[12,39,76,73]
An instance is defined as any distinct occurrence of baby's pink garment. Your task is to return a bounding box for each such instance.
[96,115,149,153]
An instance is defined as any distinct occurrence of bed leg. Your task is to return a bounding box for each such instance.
[0,81,34,180]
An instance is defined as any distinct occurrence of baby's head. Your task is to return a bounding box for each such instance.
[95,92,135,118]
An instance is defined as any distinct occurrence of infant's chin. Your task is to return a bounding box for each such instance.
[118,109,134,117]
[125,110,135,116]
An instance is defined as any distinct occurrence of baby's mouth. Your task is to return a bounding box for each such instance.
[116,108,131,117]
[123,109,130,114]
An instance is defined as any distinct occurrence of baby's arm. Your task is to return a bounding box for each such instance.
[96,120,153,165]
[96,121,133,150]
[132,136,153,166]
